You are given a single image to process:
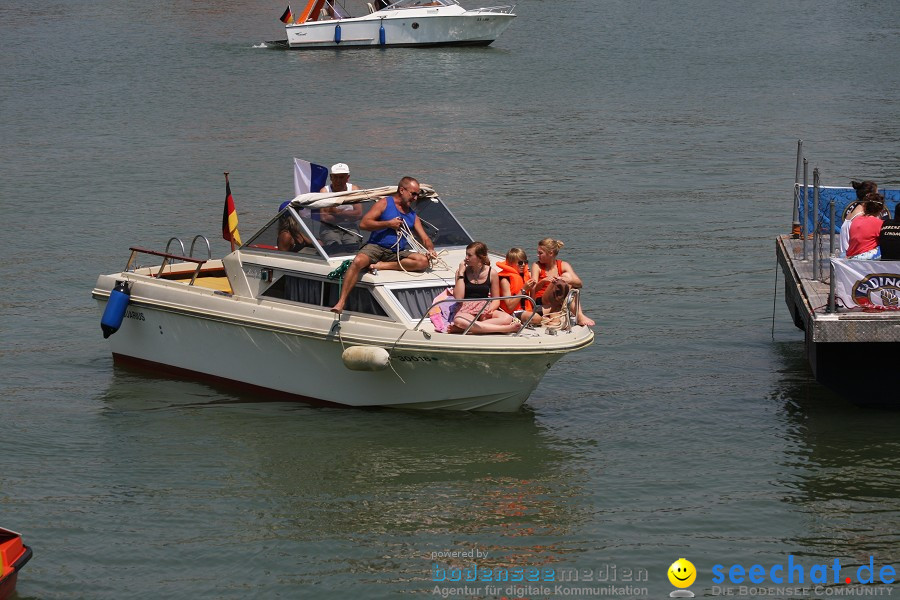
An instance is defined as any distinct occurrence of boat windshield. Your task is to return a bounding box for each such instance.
[386,0,457,8]
[408,195,473,249]
[241,195,472,259]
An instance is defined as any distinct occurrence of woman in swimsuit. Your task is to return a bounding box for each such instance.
[277,214,314,252]
[448,242,519,335]
[524,237,595,327]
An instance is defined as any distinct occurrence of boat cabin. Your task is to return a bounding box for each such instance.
[226,189,479,325]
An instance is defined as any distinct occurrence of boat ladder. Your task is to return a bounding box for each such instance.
[163,235,212,262]
[124,246,208,285]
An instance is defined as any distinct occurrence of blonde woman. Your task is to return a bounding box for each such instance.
[525,238,594,327]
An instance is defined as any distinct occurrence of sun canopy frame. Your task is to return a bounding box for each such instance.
[289,185,436,209]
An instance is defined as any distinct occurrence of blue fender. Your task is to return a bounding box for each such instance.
[101,280,131,338]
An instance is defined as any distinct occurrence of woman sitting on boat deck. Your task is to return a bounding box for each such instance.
[496,247,535,315]
[448,242,520,335]
[525,238,595,327]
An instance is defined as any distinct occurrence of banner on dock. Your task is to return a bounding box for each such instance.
[797,186,900,235]
[831,258,900,309]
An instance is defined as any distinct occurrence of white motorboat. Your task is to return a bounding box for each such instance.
[92,185,593,412]
[277,0,516,49]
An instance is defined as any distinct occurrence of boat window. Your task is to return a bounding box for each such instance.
[262,274,388,317]
[262,274,323,305]
[390,0,454,8]
[297,200,375,258]
[324,282,388,316]
[241,209,327,259]
[391,285,451,319]
[411,196,473,249]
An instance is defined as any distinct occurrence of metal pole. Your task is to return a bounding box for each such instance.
[792,140,802,235]
[827,198,837,314]
[802,159,808,260]
[828,260,837,314]
[829,199,836,257]
[813,168,820,280]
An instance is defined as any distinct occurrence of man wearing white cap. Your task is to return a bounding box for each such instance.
[319,162,363,252]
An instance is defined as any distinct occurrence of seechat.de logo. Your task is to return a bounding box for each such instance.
[711,556,897,586]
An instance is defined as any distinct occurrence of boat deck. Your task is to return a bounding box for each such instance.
[776,234,900,343]
[190,276,232,293]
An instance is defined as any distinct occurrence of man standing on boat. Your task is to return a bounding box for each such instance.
[331,177,436,315]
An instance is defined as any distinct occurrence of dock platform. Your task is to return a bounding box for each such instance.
[776,234,900,404]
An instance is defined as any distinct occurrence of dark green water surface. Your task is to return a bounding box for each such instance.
[2,0,900,597]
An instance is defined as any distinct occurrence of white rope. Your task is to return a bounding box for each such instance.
[391,221,455,287]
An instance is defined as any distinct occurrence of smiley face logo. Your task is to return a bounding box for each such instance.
[668,558,696,588]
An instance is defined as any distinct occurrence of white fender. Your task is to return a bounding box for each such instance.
[341,346,390,371]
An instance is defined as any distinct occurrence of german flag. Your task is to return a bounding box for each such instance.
[280,5,294,23]
[222,173,242,248]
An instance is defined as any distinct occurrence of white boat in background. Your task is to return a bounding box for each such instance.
[277,0,516,49]
[92,184,593,412]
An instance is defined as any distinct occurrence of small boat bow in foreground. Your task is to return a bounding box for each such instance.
[92,185,593,412]
[0,528,32,600]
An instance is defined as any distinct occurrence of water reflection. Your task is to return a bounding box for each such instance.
[771,341,900,565]
[97,368,589,590]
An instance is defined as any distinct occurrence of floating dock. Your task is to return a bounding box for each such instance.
[777,203,900,405]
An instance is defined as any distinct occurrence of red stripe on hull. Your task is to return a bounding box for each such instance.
[111,353,351,409]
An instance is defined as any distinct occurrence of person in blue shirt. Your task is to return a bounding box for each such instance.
[331,177,436,315]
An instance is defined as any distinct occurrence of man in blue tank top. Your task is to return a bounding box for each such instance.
[331,176,436,315]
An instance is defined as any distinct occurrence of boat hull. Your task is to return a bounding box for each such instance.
[95,296,582,412]
[285,13,515,48]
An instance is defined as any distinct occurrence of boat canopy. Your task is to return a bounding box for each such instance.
[241,186,473,260]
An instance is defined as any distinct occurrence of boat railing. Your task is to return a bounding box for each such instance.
[164,237,186,261]
[189,235,212,260]
[791,140,841,313]
[125,247,208,285]
[413,292,580,336]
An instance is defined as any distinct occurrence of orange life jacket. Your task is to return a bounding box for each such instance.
[534,259,563,300]
[495,260,532,314]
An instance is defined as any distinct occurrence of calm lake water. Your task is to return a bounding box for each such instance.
[2,0,900,598]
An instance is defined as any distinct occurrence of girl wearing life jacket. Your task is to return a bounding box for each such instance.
[526,238,595,327]
[496,247,534,314]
